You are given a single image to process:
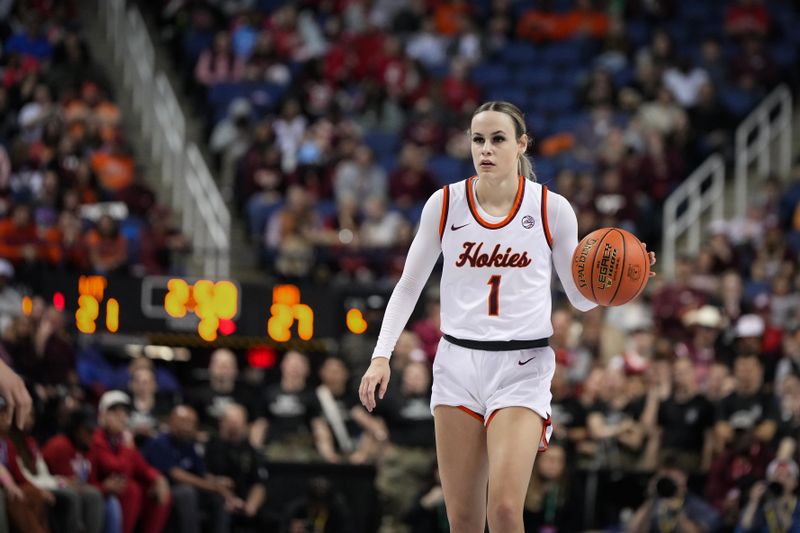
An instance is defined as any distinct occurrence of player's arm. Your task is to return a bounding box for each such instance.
[360,189,444,411]
[547,192,598,312]
[370,189,445,359]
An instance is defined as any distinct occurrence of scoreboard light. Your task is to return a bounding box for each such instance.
[267,284,314,342]
[163,278,239,342]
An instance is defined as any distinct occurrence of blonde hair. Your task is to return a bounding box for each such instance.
[471,101,535,181]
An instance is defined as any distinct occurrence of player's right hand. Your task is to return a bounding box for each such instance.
[359,357,391,412]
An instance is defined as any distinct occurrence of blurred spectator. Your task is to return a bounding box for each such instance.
[250,351,324,461]
[549,364,588,454]
[374,361,436,531]
[715,353,778,452]
[405,17,447,69]
[5,15,52,61]
[359,196,410,249]
[264,185,323,279]
[0,410,50,533]
[586,366,647,470]
[0,259,22,336]
[523,443,582,531]
[629,455,721,532]
[333,145,387,205]
[143,405,228,533]
[676,306,723,388]
[283,477,351,533]
[128,366,172,447]
[205,403,275,533]
[85,215,129,275]
[388,143,436,210]
[314,355,385,464]
[188,348,255,433]
[6,409,104,533]
[88,391,171,533]
[411,292,442,362]
[737,458,800,532]
[662,57,710,108]
[657,357,715,472]
[725,0,770,38]
[404,466,446,533]
[0,203,59,267]
[652,255,709,337]
[731,37,778,92]
[194,31,245,86]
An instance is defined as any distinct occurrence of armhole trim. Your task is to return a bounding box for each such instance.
[541,185,553,249]
[439,185,450,241]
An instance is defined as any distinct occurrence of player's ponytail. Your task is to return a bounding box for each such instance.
[472,101,537,182]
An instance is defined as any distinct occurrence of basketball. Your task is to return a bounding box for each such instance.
[571,228,650,307]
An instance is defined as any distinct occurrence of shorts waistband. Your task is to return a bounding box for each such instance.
[442,334,549,351]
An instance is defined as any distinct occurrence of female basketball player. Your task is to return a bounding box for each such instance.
[359,101,656,533]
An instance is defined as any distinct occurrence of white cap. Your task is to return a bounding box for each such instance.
[0,259,13,278]
[767,458,799,481]
[735,314,765,338]
[98,390,130,414]
[683,305,722,329]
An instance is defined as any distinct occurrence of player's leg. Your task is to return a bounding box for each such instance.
[434,405,489,533]
[485,407,544,533]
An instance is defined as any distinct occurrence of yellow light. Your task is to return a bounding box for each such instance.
[213,281,238,320]
[76,295,99,334]
[293,304,314,340]
[164,279,190,318]
[106,298,119,333]
[21,296,32,316]
[268,303,293,342]
[346,308,368,334]
[198,316,220,342]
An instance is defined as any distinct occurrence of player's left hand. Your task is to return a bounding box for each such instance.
[642,242,657,277]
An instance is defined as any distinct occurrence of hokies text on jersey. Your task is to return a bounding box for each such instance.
[455,242,532,268]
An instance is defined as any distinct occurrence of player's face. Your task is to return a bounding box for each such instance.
[470,111,526,181]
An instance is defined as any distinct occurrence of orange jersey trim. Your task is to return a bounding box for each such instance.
[466,176,525,230]
[439,185,450,240]
[457,405,484,423]
[541,185,553,249]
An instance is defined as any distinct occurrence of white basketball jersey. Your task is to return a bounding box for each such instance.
[439,176,554,341]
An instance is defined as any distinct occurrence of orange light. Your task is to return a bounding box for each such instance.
[346,308,368,334]
[78,275,107,300]
[106,298,119,333]
[273,284,300,305]
[164,279,239,341]
[76,295,99,334]
[198,316,220,342]
[21,296,32,316]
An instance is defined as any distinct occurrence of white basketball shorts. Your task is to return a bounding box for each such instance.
[430,336,554,451]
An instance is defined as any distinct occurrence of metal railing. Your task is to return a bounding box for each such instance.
[735,84,793,218]
[99,0,230,278]
[662,154,726,277]
[661,84,794,277]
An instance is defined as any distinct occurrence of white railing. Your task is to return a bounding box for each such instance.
[735,84,793,218]
[99,0,230,278]
[662,154,726,277]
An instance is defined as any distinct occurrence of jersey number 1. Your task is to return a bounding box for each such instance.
[487,275,501,316]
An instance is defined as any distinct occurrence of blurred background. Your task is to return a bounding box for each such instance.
[0,0,799,531]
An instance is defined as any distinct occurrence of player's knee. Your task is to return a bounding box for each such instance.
[446,507,485,533]
[487,498,522,532]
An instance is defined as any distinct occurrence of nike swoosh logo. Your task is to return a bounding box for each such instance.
[451,223,470,231]
[518,357,535,366]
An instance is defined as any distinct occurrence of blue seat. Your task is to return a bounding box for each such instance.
[403,201,427,225]
[543,42,583,66]
[246,199,284,238]
[719,87,758,118]
[471,64,511,88]
[364,131,399,158]
[316,200,338,220]
[534,90,576,114]
[532,158,556,182]
[626,19,651,48]
[378,154,397,173]
[514,67,556,89]
[244,82,287,114]
[770,43,797,68]
[525,112,551,138]
[680,3,713,22]
[552,113,584,134]
[486,87,527,106]
[502,42,539,64]
[428,155,465,186]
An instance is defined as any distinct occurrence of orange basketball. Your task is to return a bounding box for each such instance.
[571,227,650,306]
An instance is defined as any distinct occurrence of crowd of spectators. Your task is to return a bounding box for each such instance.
[0,1,190,287]
[145,0,797,284]
[0,159,799,532]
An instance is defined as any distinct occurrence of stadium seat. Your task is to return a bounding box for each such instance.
[486,87,527,107]
[719,86,758,118]
[428,155,465,186]
[471,64,512,88]
[514,67,556,89]
[543,42,584,66]
[502,42,539,64]
[364,131,400,159]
